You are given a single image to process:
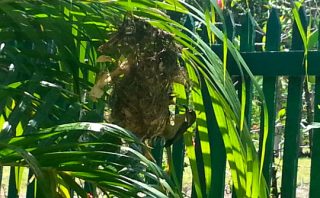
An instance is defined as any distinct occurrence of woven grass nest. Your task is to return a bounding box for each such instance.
[90,17,188,141]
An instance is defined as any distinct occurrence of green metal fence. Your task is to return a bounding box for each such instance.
[1,5,320,198]
[165,6,320,198]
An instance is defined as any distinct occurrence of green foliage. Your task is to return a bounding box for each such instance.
[0,1,180,197]
[0,0,269,197]
[1,123,179,197]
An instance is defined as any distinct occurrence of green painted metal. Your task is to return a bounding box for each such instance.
[193,127,207,198]
[231,12,255,198]
[235,50,320,76]
[310,75,320,198]
[170,85,189,190]
[240,13,255,52]
[309,20,320,198]
[151,140,164,166]
[213,50,320,76]
[281,7,307,198]
[224,10,235,41]
[4,3,320,198]
[26,171,35,198]
[172,138,185,189]
[240,12,255,128]
[258,8,280,191]
[281,76,304,198]
[8,167,18,198]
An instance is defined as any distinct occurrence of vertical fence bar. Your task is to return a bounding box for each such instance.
[172,92,187,189]
[230,11,256,198]
[225,10,235,41]
[310,76,320,198]
[183,14,208,198]
[151,141,163,166]
[169,84,189,190]
[7,167,18,198]
[192,126,207,198]
[170,15,198,191]
[172,138,185,188]
[309,20,320,198]
[281,7,307,198]
[258,8,281,194]
[26,171,35,198]
[239,12,255,127]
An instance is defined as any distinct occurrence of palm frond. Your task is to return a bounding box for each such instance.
[0,0,268,197]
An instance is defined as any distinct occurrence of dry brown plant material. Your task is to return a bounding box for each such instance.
[90,17,189,142]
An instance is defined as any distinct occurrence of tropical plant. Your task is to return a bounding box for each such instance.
[0,0,269,197]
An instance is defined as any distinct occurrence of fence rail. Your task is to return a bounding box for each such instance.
[209,7,320,198]
[154,6,320,198]
[1,5,320,198]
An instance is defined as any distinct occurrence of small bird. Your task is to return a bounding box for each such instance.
[162,105,196,174]
[163,105,196,147]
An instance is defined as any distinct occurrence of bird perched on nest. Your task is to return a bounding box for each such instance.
[162,105,196,147]
[162,105,196,174]
[89,17,195,162]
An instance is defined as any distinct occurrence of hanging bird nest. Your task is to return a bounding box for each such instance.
[90,17,188,141]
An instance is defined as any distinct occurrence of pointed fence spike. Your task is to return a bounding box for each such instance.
[240,12,256,52]
[292,6,308,50]
[224,10,235,40]
[281,6,307,198]
[258,8,281,196]
[266,8,281,51]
